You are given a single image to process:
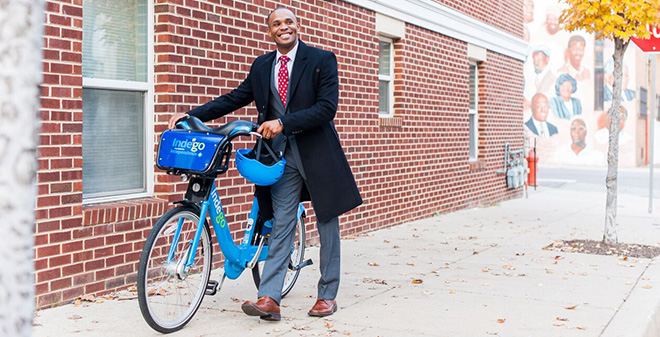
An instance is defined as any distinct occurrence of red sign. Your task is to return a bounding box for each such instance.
[632,24,660,53]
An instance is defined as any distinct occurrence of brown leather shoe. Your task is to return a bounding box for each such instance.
[241,296,281,321]
[308,299,337,317]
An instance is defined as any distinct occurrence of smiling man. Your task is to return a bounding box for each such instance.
[168,6,362,321]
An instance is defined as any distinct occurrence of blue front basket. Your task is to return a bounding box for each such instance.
[157,130,226,174]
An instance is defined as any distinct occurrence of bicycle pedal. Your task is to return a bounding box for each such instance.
[290,259,313,271]
[206,280,219,296]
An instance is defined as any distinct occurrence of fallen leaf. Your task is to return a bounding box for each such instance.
[292,325,310,331]
[68,315,83,320]
[553,323,565,327]
[565,304,578,310]
[482,268,490,273]
[577,327,588,330]
[325,321,334,329]
[79,294,95,302]
[148,288,169,296]
[412,279,423,284]
[555,255,564,260]
[73,299,81,307]
[643,285,653,289]
[368,262,379,266]
[449,289,456,294]
[407,262,415,266]
[231,297,241,303]
[383,239,390,243]
[497,318,506,323]
[556,317,568,321]
[344,331,351,336]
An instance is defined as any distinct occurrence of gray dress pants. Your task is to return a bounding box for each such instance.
[257,145,341,304]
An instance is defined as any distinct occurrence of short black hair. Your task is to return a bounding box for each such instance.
[266,6,297,25]
[567,35,585,48]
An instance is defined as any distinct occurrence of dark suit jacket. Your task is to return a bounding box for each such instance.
[188,40,362,222]
[525,117,558,137]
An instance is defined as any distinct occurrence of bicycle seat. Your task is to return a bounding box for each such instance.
[176,115,258,137]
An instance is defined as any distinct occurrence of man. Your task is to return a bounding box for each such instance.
[525,93,558,138]
[558,35,590,81]
[603,60,635,101]
[595,105,632,145]
[555,118,604,165]
[525,46,555,98]
[523,0,534,24]
[168,7,363,321]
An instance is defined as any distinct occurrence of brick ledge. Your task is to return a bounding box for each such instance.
[83,197,168,226]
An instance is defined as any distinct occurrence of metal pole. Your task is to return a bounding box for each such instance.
[649,55,656,213]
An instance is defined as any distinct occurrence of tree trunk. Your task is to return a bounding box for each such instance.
[0,0,43,336]
[603,37,629,244]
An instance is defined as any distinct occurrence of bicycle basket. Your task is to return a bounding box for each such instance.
[157,130,226,174]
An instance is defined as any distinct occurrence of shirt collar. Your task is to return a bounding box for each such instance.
[276,39,299,64]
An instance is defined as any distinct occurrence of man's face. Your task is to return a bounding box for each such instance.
[559,80,573,99]
[545,13,559,35]
[570,119,586,147]
[532,52,549,73]
[266,8,300,52]
[568,41,585,67]
[532,95,549,122]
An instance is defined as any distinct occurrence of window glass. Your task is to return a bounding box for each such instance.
[82,0,147,81]
[379,80,389,113]
[379,41,391,75]
[469,64,476,110]
[82,89,145,198]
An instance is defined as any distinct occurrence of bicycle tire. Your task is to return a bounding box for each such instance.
[251,214,305,298]
[137,206,212,333]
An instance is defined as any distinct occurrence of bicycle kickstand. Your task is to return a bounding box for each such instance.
[205,273,227,296]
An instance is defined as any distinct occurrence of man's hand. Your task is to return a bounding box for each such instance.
[257,119,283,139]
[168,112,188,129]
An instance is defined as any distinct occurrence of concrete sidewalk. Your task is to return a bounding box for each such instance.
[32,187,660,337]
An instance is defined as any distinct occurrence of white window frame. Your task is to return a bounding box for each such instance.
[468,61,479,161]
[82,0,154,205]
[378,36,394,117]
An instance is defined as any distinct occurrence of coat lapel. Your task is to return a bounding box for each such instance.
[288,40,308,106]
[256,51,276,110]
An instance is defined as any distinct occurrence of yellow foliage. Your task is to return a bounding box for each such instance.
[559,0,660,41]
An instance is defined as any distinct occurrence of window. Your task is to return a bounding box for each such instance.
[82,0,153,202]
[378,37,394,116]
[468,62,478,160]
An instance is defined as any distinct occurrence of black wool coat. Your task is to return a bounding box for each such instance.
[188,40,362,223]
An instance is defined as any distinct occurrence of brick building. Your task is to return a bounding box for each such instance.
[36,0,527,307]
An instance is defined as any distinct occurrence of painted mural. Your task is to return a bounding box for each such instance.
[523,0,638,167]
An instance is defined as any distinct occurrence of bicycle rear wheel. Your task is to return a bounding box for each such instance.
[252,213,305,298]
[137,206,212,333]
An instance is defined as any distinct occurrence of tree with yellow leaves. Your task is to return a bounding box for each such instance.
[560,0,659,244]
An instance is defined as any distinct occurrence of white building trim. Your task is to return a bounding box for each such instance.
[343,0,528,61]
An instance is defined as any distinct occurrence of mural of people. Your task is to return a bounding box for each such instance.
[549,73,582,119]
[555,117,605,165]
[603,59,636,101]
[558,35,590,81]
[531,46,556,95]
[525,93,558,138]
[524,0,535,24]
[594,105,633,145]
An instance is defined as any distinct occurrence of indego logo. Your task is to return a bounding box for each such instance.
[172,138,206,153]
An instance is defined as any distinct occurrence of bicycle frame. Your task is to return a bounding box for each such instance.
[166,176,305,280]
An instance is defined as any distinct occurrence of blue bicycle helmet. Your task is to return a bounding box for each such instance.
[235,138,286,186]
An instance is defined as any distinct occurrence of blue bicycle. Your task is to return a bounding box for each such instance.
[137,116,311,333]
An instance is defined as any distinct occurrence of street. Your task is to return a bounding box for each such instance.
[537,166,660,199]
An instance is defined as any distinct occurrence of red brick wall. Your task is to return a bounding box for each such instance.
[36,0,523,308]
[431,0,524,38]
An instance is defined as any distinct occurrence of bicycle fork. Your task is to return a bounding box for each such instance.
[166,202,210,279]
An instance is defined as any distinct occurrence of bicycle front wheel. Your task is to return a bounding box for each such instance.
[252,213,306,298]
[137,206,212,333]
